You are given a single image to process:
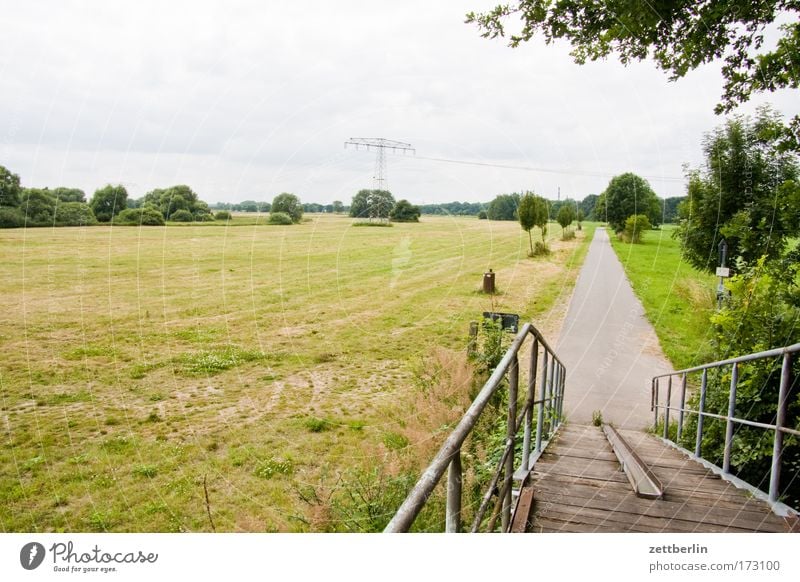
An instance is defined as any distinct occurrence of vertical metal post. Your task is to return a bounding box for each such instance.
[556,363,565,425]
[545,354,554,435]
[535,350,548,453]
[695,369,708,458]
[722,363,739,474]
[653,378,659,428]
[502,355,519,532]
[446,450,462,533]
[663,375,672,439]
[769,353,792,503]
[677,373,688,441]
[551,363,560,430]
[522,338,539,470]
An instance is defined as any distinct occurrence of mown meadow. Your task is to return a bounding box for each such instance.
[1,214,594,531]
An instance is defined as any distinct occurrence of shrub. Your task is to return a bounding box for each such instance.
[390,199,421,222]
[0,207,24,228]
[214,210,232,221]
[193,211,215,222]
[530,241,551,257]
[170,209,193,222]
[20,189,57,225]
[115,207,165,226]
[139,207,166,225]
[477,210,487,219]
[268,211,293,225]
[54,202,97,226]
[562,229,576,241]
[623,214,652,243]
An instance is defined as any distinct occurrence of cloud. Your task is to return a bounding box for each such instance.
[1,0,797,203]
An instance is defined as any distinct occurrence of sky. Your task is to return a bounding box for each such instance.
[1,1,797,205]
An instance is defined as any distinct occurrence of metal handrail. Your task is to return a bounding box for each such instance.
[651,342,800,507]
[385,322,566,532]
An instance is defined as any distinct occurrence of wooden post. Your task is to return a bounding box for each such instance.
[467,321,478,358]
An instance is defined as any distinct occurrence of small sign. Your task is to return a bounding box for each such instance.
[482,312,520,333]
[716,267,730,277]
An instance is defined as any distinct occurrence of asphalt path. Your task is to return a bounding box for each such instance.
[556,228,672,430]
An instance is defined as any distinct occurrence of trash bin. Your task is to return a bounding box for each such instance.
[483,269,495,294]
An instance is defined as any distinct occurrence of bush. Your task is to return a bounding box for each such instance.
[390,199,421,222]
[115,207,165,226]
[623,214,652,243]
[193,212,215,222]
[680,255,800,509]
[54,202,97,226]
[170,209,193,222]
[530,241,551,257]
[477,210,487,219]
[214,210,232,221]
[562,229,576,241]
[268,211,293,225]
[0,207,24,228]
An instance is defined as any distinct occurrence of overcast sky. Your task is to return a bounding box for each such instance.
[1,1,797,205]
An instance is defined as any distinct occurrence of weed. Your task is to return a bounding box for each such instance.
[592,410,603,427]
[382,432,409,451]
[254,457,293,479]
[133,465,158,478]
[304,417,332,433]
[178,346,264,376]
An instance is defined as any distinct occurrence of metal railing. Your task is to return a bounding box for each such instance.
[385,322,566,532]
[651,343,800,507]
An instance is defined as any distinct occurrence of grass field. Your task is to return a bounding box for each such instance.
[608,225,718,370]
[0,215,595,532]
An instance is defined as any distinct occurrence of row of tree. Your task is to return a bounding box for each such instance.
[0,168,318,228]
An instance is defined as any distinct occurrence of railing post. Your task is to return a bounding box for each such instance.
[695,369,708,458]
[769,352,792,503]
[446,450,462,533]
[653,378,659,429]
[502,355,519,532]
[522,338,539,470]
[722,362,739,474]
[663,375,672,439]
[535,350,548,454]
[557,362,565,426]
[677,373,687,441]
[545,354,554,436]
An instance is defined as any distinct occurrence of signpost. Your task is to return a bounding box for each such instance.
[716,239,729,309]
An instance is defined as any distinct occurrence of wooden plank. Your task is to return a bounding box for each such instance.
[533,461,626,483]
[511,487,535,533]
[532,471,767,509]
[531,480,786,526]
[530,482,788,531]
[536,504,760,534]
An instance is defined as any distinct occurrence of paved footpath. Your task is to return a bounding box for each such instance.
[556,228,672,430]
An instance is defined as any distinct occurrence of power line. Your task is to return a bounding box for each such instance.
[411,155,685,183]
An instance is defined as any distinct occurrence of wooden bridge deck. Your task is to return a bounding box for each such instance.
[525,424,799,533]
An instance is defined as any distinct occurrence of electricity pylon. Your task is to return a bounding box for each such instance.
[344,138,415,192]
